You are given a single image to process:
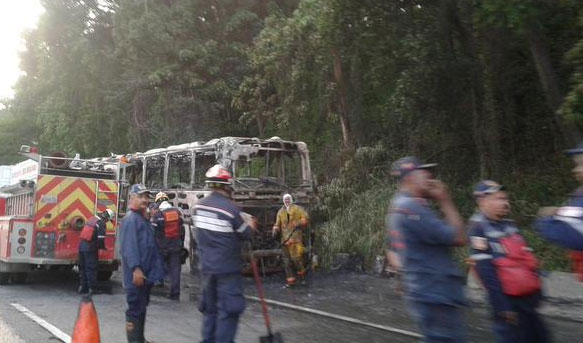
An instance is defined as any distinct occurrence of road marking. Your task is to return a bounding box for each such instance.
[245,295,422,339]
[10,303,71,343]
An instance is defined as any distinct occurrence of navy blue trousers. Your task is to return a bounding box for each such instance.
[163,250,181,297]
[78,250,98,291]
[199,273,245,343]
[126,284,153,321]
[408,300,466,343]
[492,294,549,343]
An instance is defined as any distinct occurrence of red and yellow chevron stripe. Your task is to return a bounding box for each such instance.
[96,180,119,231]
[33,175,119,231]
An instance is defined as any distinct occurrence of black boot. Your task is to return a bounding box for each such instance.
[78,285,88,295]
[140,313,151,343]
[126,317,142,343]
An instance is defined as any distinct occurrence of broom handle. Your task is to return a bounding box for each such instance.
[251,255,273,334]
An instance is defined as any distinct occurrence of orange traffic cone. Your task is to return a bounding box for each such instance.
[71,296,101,343]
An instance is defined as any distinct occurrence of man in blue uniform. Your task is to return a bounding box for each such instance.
[194,164,257,343]
[152,191,184,300]
[536,142,583,251]
[78,208,113,295]
[120,184,165,343]
[387,156,467,343]
[468,181,548,343]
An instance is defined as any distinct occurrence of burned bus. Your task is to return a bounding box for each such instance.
[120,137,315,273]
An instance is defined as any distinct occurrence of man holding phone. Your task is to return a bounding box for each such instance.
[387,156,467,342]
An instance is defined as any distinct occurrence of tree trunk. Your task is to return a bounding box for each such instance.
[450,0,498,178]
[256,114,265,137]
[527,26,580,145]
[331,49,352,149]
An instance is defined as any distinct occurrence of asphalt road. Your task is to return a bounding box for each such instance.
[0,269,581,342]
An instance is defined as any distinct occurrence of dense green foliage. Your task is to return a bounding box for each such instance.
[1,0,582,270]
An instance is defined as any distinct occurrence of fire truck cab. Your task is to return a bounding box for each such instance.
[0,148,120,284]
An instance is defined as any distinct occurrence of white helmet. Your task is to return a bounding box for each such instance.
[104,209,115,221]
[205,164,233,186]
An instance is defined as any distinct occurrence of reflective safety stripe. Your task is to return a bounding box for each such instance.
[236,223,249,233]
[470,253,493,260]
[195,204,234,219]
[194,215,232,228]
[197,210,218,219]
[485,230,506,239]
[196,221,234,233]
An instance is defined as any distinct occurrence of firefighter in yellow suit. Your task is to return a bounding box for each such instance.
[272,194,309,288]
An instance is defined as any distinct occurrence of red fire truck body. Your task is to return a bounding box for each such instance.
[0,152,120,284]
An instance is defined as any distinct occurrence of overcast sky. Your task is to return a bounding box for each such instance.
[0,1,44,99]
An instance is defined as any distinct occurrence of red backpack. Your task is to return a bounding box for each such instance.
[80,217,99,242]
[493,233,541,296]
[162,209,181,240]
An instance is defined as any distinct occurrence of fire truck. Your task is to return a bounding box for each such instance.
[0,146,121,284]
[121,137,315,274]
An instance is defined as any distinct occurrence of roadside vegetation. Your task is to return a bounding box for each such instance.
[1,0,582,271]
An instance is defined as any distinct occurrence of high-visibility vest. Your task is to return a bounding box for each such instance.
[162,208,181,240]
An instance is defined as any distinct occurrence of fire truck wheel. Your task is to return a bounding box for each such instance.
[97,271,113,281]
[0,272,9,285]
[10,273,27,284]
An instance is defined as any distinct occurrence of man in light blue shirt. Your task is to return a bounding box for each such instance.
[388,157,467,342]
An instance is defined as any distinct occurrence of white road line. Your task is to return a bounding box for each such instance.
[10,303,71,343]
[245,295,422,339]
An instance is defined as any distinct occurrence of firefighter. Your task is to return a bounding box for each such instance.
[152,191,184,300]
[194,164,257,343]
[146,202,158,221]
[535,141,583,251]
[272,194,309,287]
[387,156,467,342]
[78,208,113,295]
[120,184,165,343]
[469,181,549,343]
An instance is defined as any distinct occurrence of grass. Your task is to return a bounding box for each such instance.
[314,145,575,272]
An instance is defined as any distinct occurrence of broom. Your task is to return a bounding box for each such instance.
[250,251,284,343]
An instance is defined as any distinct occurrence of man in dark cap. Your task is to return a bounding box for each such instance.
[387,157,467,342]
[469,181,548,343]
[120,184,165,343]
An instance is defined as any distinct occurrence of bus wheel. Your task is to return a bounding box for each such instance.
[97,271,113,281]
[10,273,27,284]
[0,272,9,285]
